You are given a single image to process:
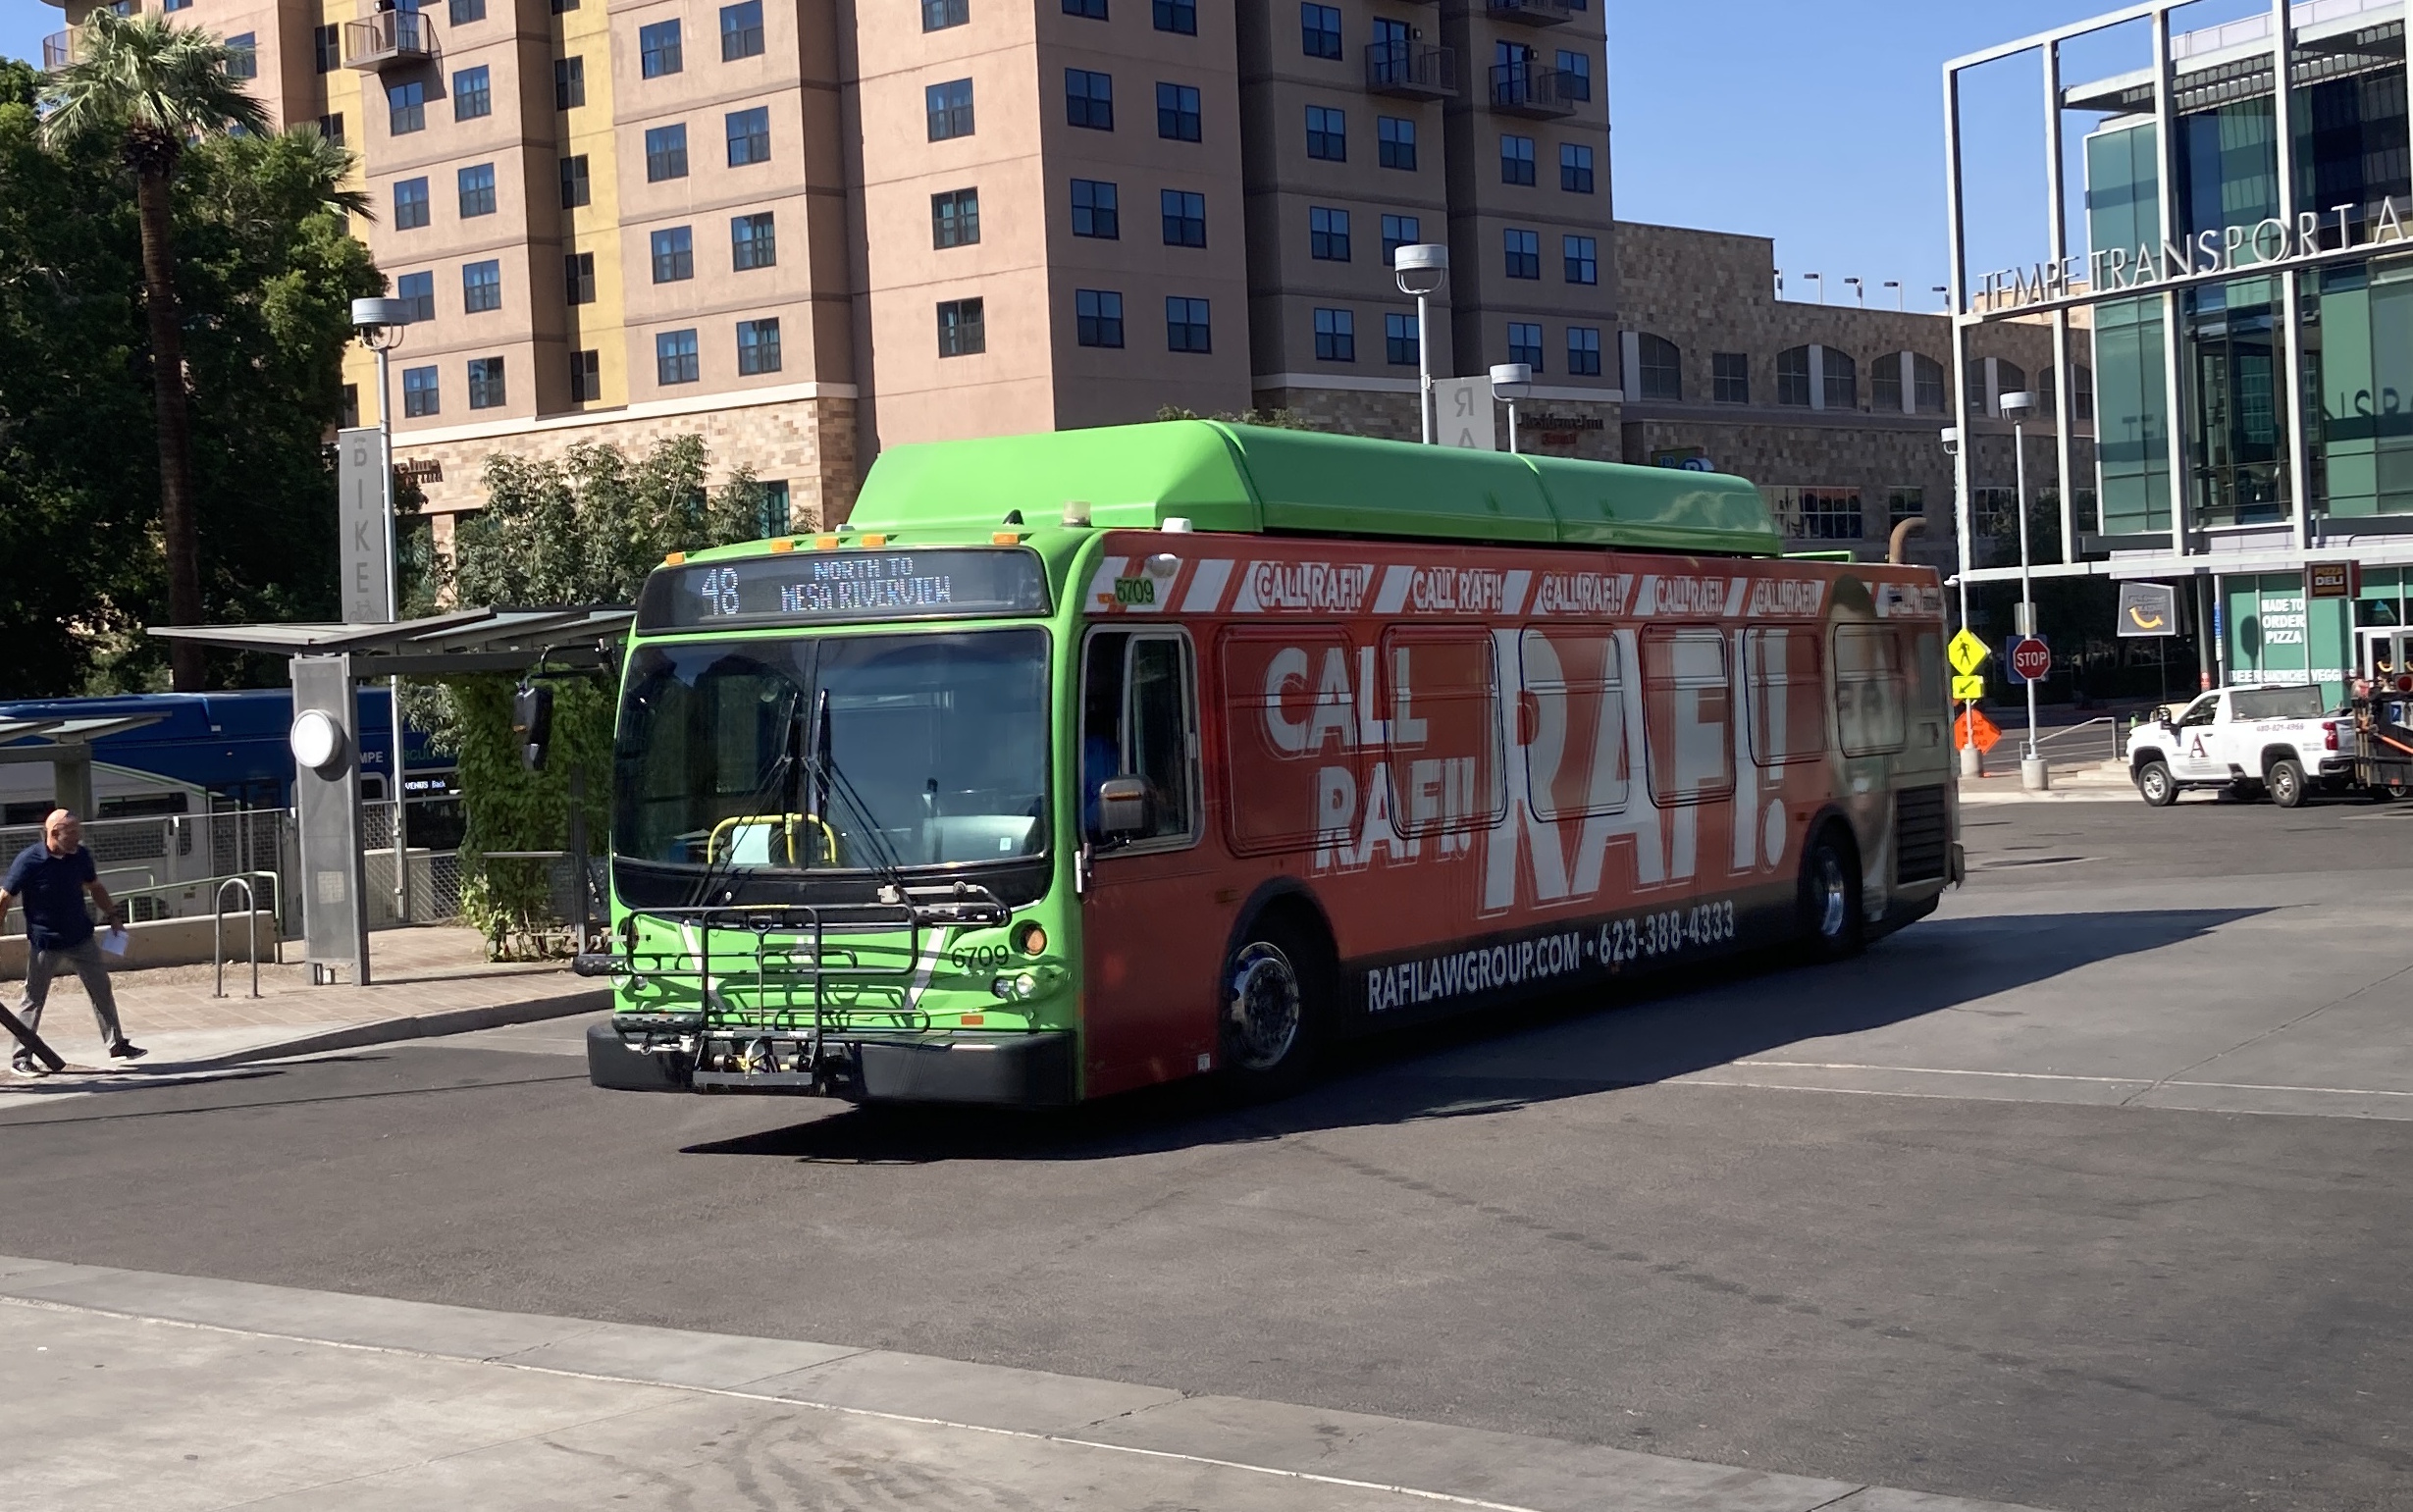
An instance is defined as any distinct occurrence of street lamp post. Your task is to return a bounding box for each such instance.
[1394,244,1449,444]
[2001,390,2049,793]
[1803,272,1824,304]
[1884,280,1904,310]
[350,296,415,921]
[1490,363,1533,453]
[1844,277,1864,307]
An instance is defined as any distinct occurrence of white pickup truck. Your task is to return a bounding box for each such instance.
[2125,685,2355,808]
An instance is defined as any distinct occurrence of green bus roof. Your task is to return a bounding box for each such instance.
[846,421,1781,557]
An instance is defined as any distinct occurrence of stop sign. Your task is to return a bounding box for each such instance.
[2011,637,2053,682]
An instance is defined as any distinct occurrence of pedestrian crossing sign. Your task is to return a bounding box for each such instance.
[1948,629,1990,676]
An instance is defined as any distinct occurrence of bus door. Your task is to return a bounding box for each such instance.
[1077,626,1217,1093]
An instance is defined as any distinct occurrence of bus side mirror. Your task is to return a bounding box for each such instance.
[1096,776,1148,835]
[513,682,555,772]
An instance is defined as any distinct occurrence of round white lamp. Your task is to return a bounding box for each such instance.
[289,709,346,774]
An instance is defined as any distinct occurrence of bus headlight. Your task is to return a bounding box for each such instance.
[990,970,1044,1001]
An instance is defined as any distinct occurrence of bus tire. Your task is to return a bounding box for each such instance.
[1220,914,1326,1100]
[2135,759,2177,807]
[2267,757,2308,808]
[1798,825,1863,963]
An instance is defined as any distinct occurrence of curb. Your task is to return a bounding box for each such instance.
[165,986,610,1070]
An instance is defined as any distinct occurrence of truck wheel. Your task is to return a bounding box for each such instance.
[2268,758,2308,808]
[1797,826,1863,963]
[2135,760,2178,808]
[1219,916,1326,1100]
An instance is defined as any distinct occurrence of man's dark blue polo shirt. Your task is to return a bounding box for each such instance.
[3,843,96,951]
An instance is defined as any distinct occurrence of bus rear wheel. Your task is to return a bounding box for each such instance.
[1798,827,1863,963]
[1221,918,1325,1099]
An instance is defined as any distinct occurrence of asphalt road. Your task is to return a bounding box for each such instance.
[4,794,2410,1512]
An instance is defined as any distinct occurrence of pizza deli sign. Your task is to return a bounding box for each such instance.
[1979,195,2410,312]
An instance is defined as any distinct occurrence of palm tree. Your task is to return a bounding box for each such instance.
[42,12,270,692]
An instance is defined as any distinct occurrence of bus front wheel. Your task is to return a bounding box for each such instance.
[1799,827,1863,963]
[1221,917,1326,1099]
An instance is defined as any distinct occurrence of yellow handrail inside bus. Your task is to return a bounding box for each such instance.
[706,812,838,867]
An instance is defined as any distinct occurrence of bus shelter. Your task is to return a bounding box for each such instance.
[0,713,171,821]
[150,608,631,986]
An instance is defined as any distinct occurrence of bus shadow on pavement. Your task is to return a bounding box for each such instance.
[683,907,2266,1165]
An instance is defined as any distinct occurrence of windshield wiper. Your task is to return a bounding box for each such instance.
[800,689,911,895]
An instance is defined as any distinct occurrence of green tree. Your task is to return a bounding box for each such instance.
[41,11,271,692]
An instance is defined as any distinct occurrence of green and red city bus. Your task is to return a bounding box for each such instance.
[581,420,1959,1106]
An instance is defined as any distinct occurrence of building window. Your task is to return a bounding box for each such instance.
[1500,133,1535,185]
[1823,347,1857,409]
[1637,333,1681,399]
[1567,326,1601,377]
[313,23,339,73]
[1871,353,1904,413]
[923,0,969,27]
[1166,295,1211,353]
[1075,288,1125,348]
[1503,228,1539,279]
[1784,488,1864,541]
[927,78,974,140]
[462,259,501,313]
[1507,322,1543,371]
[401,366,439,418]
[453,66,492,122]
[641,20,683,78]
[1154,0,1195,32]
[1308,205,1349,261]
[1888,488,1925,527]
[932,188,979,247]
[726,106,770,165]
[1777,346,1812,406]
[565,252,596,304]
[1158,82,1201,141]
[646,124,688,181]
[1071,178,1119,238]
[1161,188,1206,247]
[1554,48,1592,100]
[395,271,435,324]
[1064,0,1107,17]
[467,356,506,410]
[569,349,601,402]
[1377,115,1415,170]
[393,178,429,230]
[656,330,701,385]
[1560,142,1595,193]
[554,57,584,110]
[652,227,695,283]
[732,211,777,269]
[1563,234,1597,285]
[1712,351,1749,403]
[1314,307,1355,362]
[1301,3,1341,59]
[552,0,578,12]
[723,0,766,57]
[1381,213,1419,264]
[225,32,256,80]
[457,164,497,218]
[554,156,589,210]
[937,298,986,356]
[737,317,782,375]
[1915,354,1949,414]
[341,384,358,428]
[1385,311,1417,366]
[388,80,426,135]
[759,480,791,536]
[1305,104,1344,160]
[316,112,344,145]
[1066,69,1114,130]
[450,0,486,24]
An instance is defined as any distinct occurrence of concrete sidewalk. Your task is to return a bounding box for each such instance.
[0,1256,2057,1512]
[0,926,603,1075]
[1957,757,2138,806]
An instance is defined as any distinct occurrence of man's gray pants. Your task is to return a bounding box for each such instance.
[15,937,125,1060]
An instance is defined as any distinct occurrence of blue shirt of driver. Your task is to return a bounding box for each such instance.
[4,842,98,951]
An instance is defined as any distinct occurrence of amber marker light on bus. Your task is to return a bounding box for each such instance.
[768,538,795,553]
[815,535,841,549]
[1014,920,1047,956]
[862,533,888,547]
[992,531,1023,545]
[663,550,686,566]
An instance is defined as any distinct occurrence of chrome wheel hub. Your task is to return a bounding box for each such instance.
[1228,942,1302,1070]
[1814,851,1850,939]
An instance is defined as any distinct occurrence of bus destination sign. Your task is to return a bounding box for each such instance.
[638,547,1051,630]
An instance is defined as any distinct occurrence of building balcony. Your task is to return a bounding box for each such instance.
[1489,64,1578,118]
[41,29,72,71]
[343,10,436,72]
[1365,41,1456,99]
[1487,0,1575,26]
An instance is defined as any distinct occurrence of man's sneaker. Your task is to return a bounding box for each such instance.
[9,1059,43,1077]
[107,1041,148,1062]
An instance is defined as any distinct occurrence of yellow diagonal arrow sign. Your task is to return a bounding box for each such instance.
[1952,673,1986,702]
[1948,629,1991,676]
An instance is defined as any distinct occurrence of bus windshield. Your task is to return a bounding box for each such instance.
[612,627,1050,873]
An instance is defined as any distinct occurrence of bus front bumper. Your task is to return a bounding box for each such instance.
[586,1020,1077,1107]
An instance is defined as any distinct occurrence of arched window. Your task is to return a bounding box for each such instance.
[1821,347,1857,409]
[1776,345,1812,406]
[1993,360,2028,411]
[2072,364,2095,422]
[1871,353,1904,413]
[1913,354,1947,413]
[1635,332,1681,400]
[1873,353,1948,414]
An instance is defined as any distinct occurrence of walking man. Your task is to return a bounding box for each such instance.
[1,809,146,1074]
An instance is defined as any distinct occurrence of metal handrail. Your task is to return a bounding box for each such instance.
[2035,716,2117,750]
[213,875,260,1000]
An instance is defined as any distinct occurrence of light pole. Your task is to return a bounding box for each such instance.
[1941,424,1980,779]
[1803,272,1823,304]
[1884,280,1903,310]
[1844,276,1864,307]
[1490,363,1533,453]
[350,295,415,921]
[2001,390,2049,792]
[1394,244,1449,444]
[1931,285,1950,311]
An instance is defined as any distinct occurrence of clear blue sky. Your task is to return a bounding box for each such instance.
[1,0,2281,307]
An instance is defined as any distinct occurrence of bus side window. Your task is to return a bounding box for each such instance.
[1833,624,1907,756]
[1082,629,1198,847]
[1517,629,1629,818]
[1641,628,1735,806]
[1384,627,1507,837]
[1742,627,1824,766]
[1908,629,1946,749]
